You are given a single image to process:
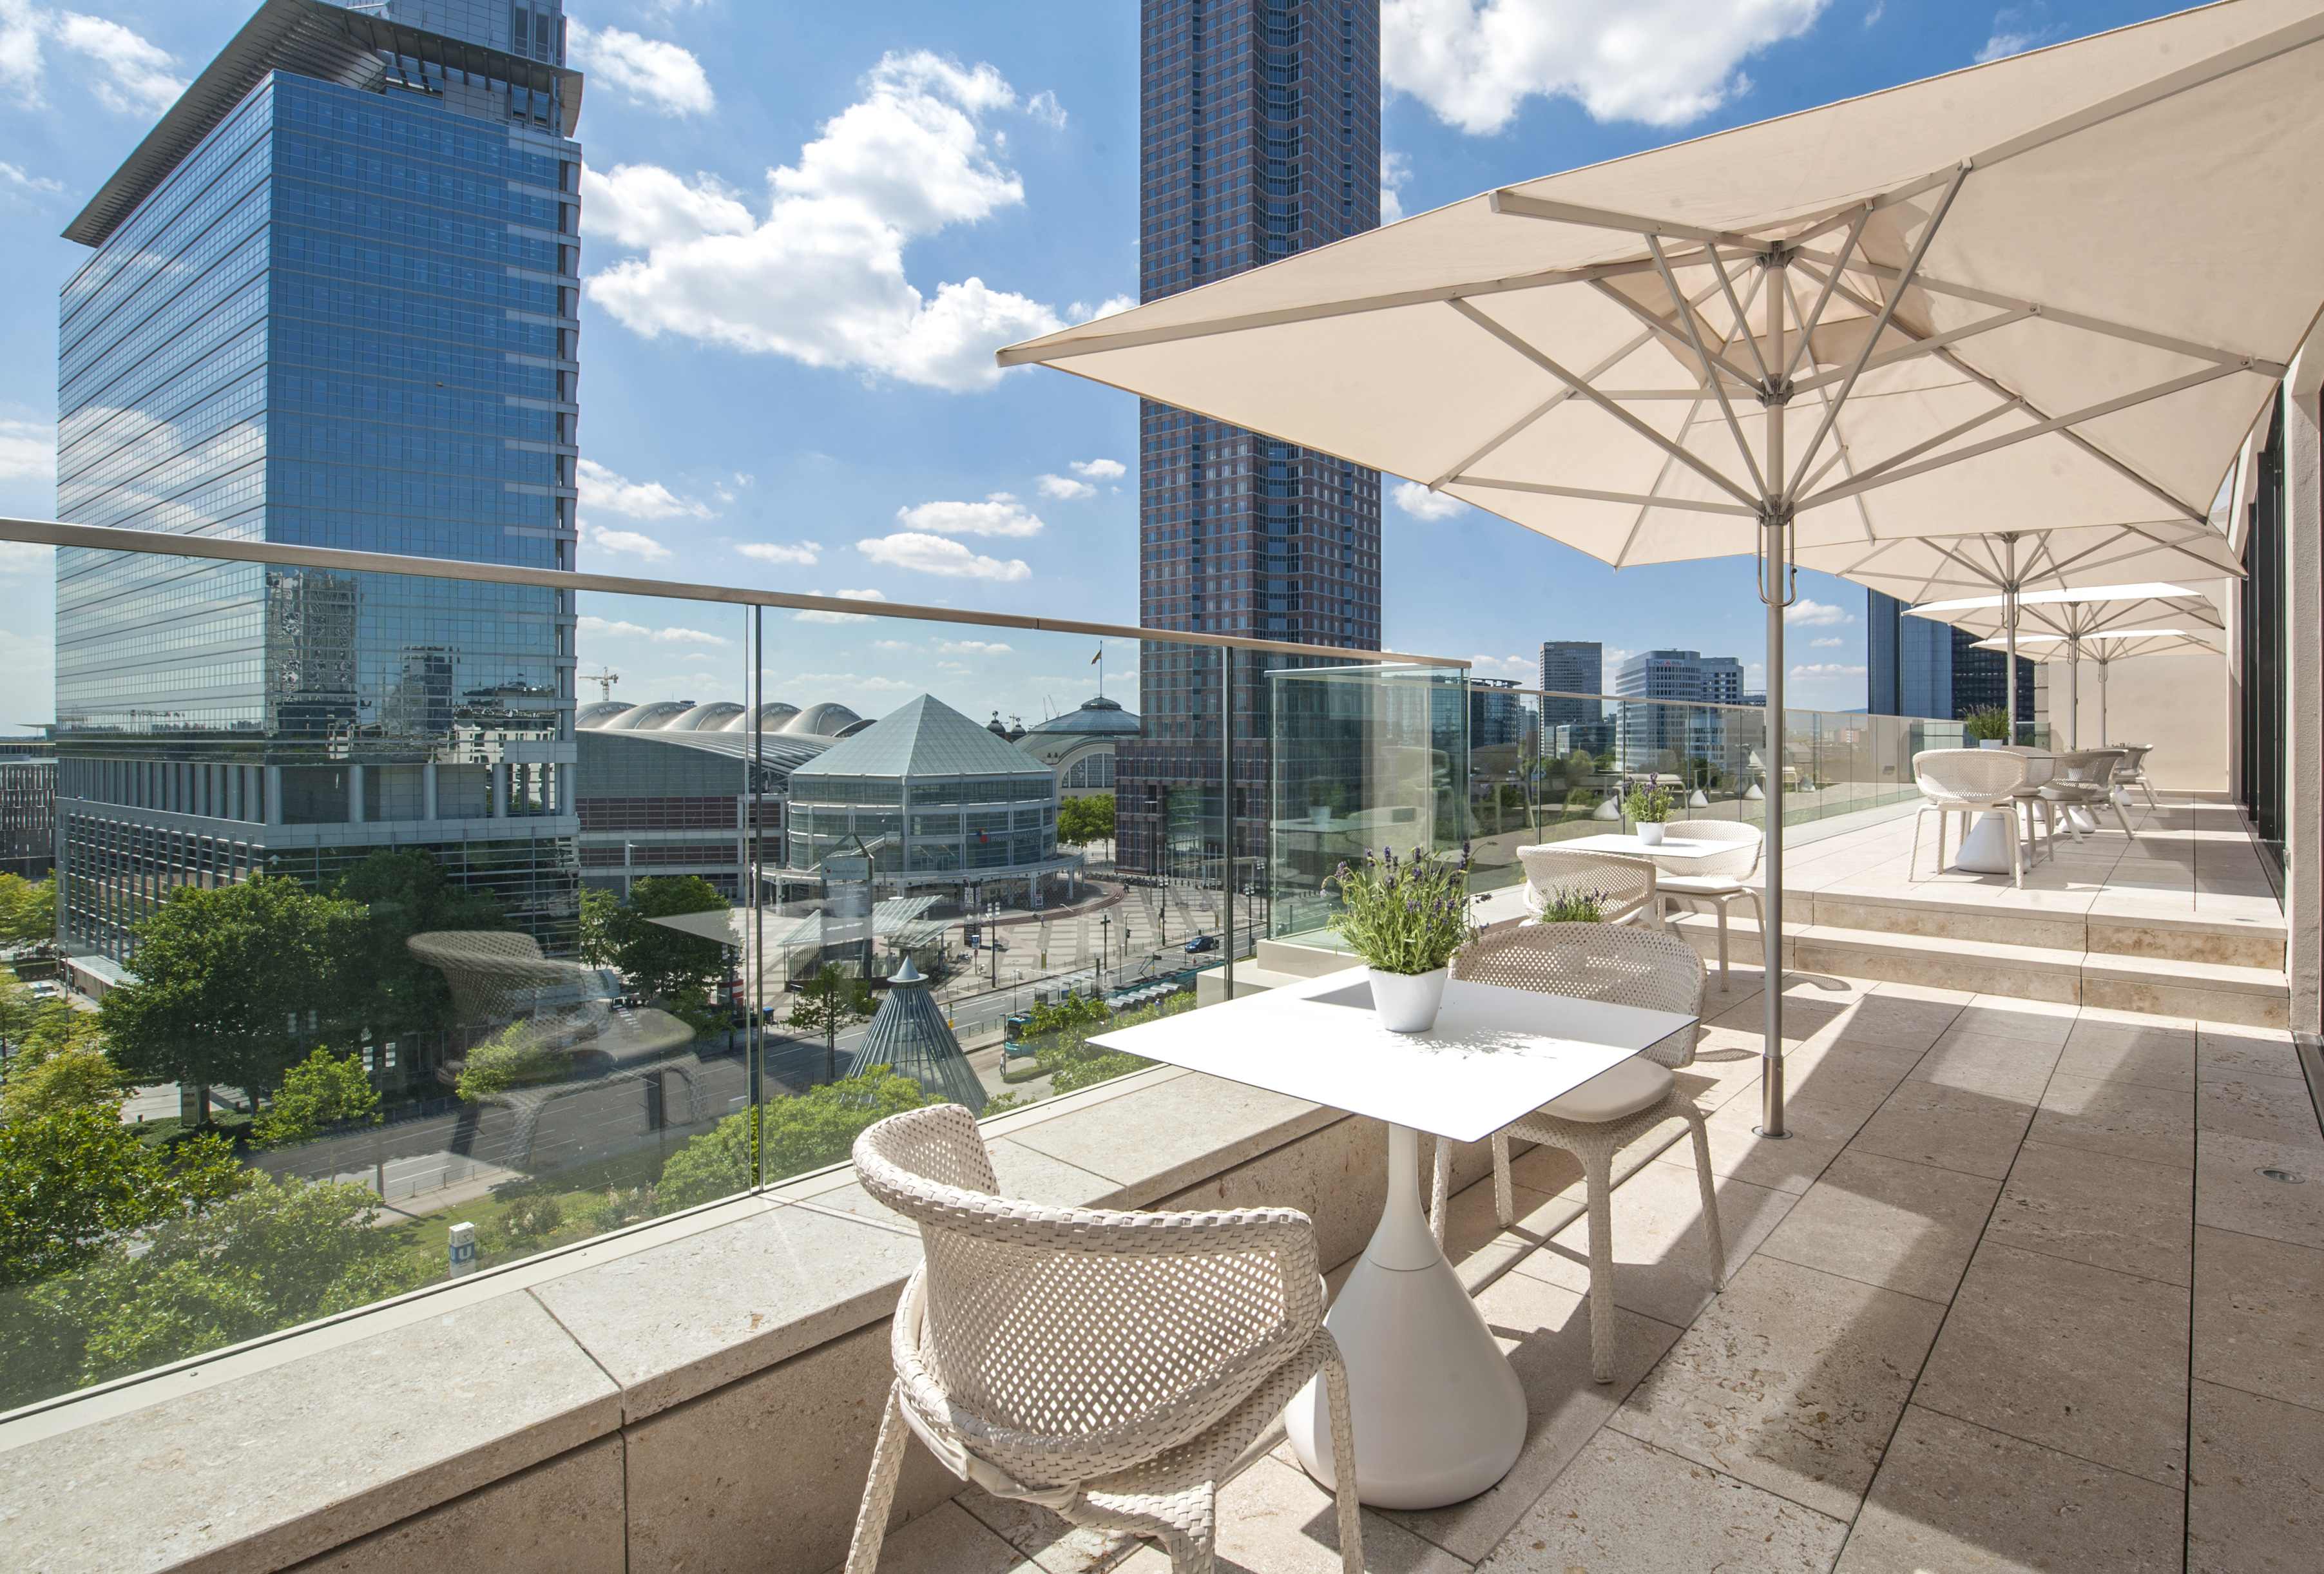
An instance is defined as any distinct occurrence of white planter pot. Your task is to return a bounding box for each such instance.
[1309,806,1332,827]
[1979,739,2008,749]
[1368,966,1448,1033]
[1637,822,1666,847]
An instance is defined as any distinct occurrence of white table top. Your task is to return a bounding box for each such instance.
[1090,968,1698,1145]
[1549,832,1737,861]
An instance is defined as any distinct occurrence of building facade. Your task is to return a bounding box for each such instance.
[0,739,56,881]
[1866,590,2035,725]
[1015,695,1142,800]
[1537,641,1604,725]
[1119,0,1384,884]
[50,0,582,965]
[1614,649,1746,775]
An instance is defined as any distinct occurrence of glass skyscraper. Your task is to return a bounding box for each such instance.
[1120,0,1383,881]
[1537,640,1604,724]
[1865,590,2033,724]
[51,0,582,965]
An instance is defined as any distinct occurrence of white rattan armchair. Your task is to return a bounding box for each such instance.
[2111,743,2159,809]
[845,1104,1363,1574]
[1910,748,2030,886]
[2043,749,2137,838]
[1517,844,1664,928]
[1650,819,1765,986]
[1996,745,2060,865]
[1425,923,1722,1384]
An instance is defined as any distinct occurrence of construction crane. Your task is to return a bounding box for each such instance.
[581,667,620,703]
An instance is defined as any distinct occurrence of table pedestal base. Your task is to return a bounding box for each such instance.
[1286,1125,1526,1510]
[1950,809,2018,874]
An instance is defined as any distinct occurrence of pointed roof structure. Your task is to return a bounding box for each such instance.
[846,959,987,1114]
[790,694,1055,783]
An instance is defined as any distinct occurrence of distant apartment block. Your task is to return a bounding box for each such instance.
[1537,641,1604,725]
[1614,649,1745,773]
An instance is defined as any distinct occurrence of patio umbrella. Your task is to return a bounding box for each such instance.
[999,0,2324,1136]
[1908,581,2223,747]
[1972,628,2223,748]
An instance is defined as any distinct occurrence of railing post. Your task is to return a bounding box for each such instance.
[1222,642,1235,998]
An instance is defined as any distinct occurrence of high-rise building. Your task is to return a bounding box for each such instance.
[51,0,583,966]
[1614,649,1746,774]
[1119,0,1383,883]
[1537,641,1604,725]
[1865,590,2034,725]
[1468,678,1524,749]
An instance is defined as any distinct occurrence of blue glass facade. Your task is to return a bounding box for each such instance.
[1866,589,2033,724]
[53,6,581,961]
[1122,0,1383,879]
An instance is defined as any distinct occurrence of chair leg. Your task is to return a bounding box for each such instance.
[1935,807,1948,872]
[1318,1333,1366,1574]
[2110,796,2137,837]
[1491,1131,1515,1227]
[1580,1149,1618,1384]
[1685,1111,1729,1292]
[1910,808,1925,878]
[1745,889,1767,975]
[1161,1502,1219,1574]
[1714,899,1730,985]
[2140,778,2159,809]
[1428,1135,1451,1247]
[2008,807,2023,889]
[844,1385,912,1574]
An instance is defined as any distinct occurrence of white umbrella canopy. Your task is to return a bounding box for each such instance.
[1000,0,2324,1137]
[1908,581,2225,642]
[1971,626,2224,748]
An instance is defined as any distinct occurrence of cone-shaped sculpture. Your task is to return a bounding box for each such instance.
[845,959,986,1115]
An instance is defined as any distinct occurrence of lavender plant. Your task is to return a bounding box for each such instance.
[1622,783,1675,824]
[1325,845,1477,975]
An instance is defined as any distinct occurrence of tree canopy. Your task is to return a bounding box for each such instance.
[659,1068,930,1206]
[251,1047,381,1149]
[0,874,55,947]
[599,876,729,1004]
[329,850,508,1044]
[1055,792,1115,847]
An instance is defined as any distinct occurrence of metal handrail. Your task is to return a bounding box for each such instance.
[1505,686,1961,728]
[0,516,1469,670]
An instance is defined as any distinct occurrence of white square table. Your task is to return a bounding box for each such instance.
[1549,831,1738,864]
[1091,966,1698,1510]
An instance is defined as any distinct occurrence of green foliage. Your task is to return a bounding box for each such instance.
[1537,890,1607,923]
[576,885,620,968]
[329,850,508,1043]
[792,963,876,1073]
[1622,784,1675,824]
[600,876,729,1003]
[1,1043,124,1124]
[251,1047,381,1149]
[99,874,359,1101]
[1961,705,2013,742]
[1010,992,1191,1097]
[659,1069,933,1205]
[454,1022,566,1102]
[0,1106,242,1291]
[1324,846,1477,976]
[0,874,55,946]
[1055,792,1116,847]
[1562,786,1600,812]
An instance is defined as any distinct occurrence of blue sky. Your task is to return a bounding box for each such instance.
[0,0,2198,729]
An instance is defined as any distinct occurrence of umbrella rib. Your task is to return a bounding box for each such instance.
[1787,307,2034,396]
[1616,266,1767,564]
[1703,246,1774,388]
[1450,477,1754,516]
[1586,278,1764,392]
[1487,189,1775,253]
[1444,298,1762,509]
[1647,236,1766,495]
[1798,362,2244,511]
[1779,206,1870,387]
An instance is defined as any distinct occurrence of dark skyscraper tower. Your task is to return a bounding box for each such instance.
[1120,0,1383,882]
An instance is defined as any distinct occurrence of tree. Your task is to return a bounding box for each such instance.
[328,850,508,1046]
[100,874,357,1105]
[0,1043,124,1124]
[453,1022,565,1102]
[604,876,729,1004]
[0,1106,242,1291]
[792,963,876,1080]
[0,874,55,947]
[576,886,620,968]
[1056,792,1116,848]
[659,1069,930,1207]
[251,1047,380,1149]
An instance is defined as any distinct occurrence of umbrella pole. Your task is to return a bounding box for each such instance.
[1759,505,1791,1140]
[2098,657,2109,747]
[2001,535,2021,744]
[2065,637,2080,750]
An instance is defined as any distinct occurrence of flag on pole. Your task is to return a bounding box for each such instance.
[1089,644,1101,666]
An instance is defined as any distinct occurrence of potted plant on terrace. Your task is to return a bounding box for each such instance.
[1624,783,1675,846]
[1325,845,1475,1033]
[1963,705,2013,749]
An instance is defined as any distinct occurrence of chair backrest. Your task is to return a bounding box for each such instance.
[1517,845,1657,921]
[2056,748,2124,788]
[1913,747,2027,805]
[1995,745,2057,791]
[2115,744,2152,775]
[852,1103,1321,1489]
[1662,818,1763,879]
[1453,921,1704,1068]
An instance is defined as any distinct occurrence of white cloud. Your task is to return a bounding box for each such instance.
[1068,294,1137,323]
[582,524,673,561]
[1975,8,2059,64]
[1069,457,1125,481]
[1468,653,1533,680]
[1035,473,1094,500]
[736,540,822,566]
[858,532,1030,582]
[1788,662,1866,680]
[872,638,915,651]
[0,159,60,197]
[581,164,754,249]
[1381,0,1829,133]
[1810,636,1845,649]
[584,52,1071,392]
[568,20,715,115]
[1381,149,1412,222]
[1863,1,1886,24]
[1392,481,1463,521]
[787,671,917,693]
[939,639,1012,656]
[0,5,182,113]
[577,456,713,521]
[577,615,730,646]
[0,540,52,574]
[894,492,1044,537]
[1024,88,1066,130]
[795,588,888,624]
[1784,598,1854,628]
[0,416,53,483]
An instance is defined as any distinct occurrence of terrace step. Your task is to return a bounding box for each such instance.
[1796,883,2285,970]
[1254,937,1363,979]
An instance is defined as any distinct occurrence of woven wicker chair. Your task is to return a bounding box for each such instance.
[1425,923,1721,1383]
[2042,749,2137,838]
[1517,844,1664,928]
[1995,745,2060,865]
[845,1104,1363,1574]
[2110,743,2159,809]
[1910,748,2030,886]
[1650,819,1764,986]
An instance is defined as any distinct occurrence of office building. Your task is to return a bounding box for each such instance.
[1119,0,1384,883]
[50,0,583,968]
[1015,695,1143,799]
[1468,678,1525,749]
[0,738,56,881]
[1865,590,2035,725]
[1614,649,1746,775]
[1537,641,1604,725]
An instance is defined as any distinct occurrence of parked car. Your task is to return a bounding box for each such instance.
[1184,934,1219,955]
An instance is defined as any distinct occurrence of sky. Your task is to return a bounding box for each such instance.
[0,0,2207,731]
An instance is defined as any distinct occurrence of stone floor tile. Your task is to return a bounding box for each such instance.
[2053,1028,2199,1095]
[2195,1130,2324,1251]
[1692,1094,1867,1196]
[2192,1224,2324,1414]
[2196,1072,2324,1152]
[1756,1149,2000,1303]
[1778,1052,1918,1117]
[1112,1455,1466,1574]
[1914,1241,2189,1486]
[2196,1026,2299,1080]
[1849,1079,2034,1180]
[1951,997,2079,1044]
[1835,1406,2184,1574]
[2026,1073,2195,1171]
[859,1501,1044,1574]
[1476,1430,1847,1574]
[2066,1016,2198,1052]
[1610,1255,1945,1520]
[1984,1139,2193,1284]
[956,1488,1138,1574]
[1870,980,1977,1006]
[1508,1159,1796,1329]
[1384,1270,1680,1563]
[2188,1379,2324,1574]
[1909,1031,2062,1103]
